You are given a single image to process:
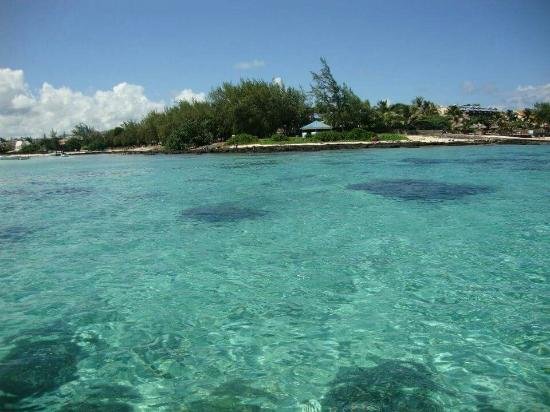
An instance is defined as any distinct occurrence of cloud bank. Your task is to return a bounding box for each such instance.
[506,84,550,108]
[0,68,206,137]
[234,59,265,70]
[461,79,550,108]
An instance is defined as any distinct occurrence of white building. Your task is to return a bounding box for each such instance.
[14,140,29,152]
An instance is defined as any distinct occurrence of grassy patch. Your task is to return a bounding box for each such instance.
[223,132,408,146]
[377,133,407,141]
[256,133,408,145]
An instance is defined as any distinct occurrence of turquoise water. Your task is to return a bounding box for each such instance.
[0,145,549,411]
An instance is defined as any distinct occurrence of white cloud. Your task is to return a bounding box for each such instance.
[461,80,497,95]
[0,67,165,137]
[460,79,549,108]
[272,77,283,87]
[506,83,550,108]
[234,59,265,70]
[461,81,475,94]
[174,88,206,103]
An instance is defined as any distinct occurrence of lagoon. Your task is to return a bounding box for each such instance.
[0,145,549,410]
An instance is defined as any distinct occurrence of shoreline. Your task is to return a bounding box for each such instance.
[2,135,549,158]
[194,135,550,154]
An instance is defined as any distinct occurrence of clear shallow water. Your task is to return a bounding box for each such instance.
[0,145,549,411]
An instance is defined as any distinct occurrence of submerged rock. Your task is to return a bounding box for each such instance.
[401,158,451,165]
[347,179,493,201]
[60,383,140,411]
[60,400,134,411]
[184,398,264,412]
[0,225,34,243]
[180,203,268,223]
[221,159,280,169]
[184,379,277,411]
[0,337,81,405]
[211,379,278,402]
[42,186,93,196]
[321,361,443,411]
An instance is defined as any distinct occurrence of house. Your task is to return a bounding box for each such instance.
[301,120,332,137]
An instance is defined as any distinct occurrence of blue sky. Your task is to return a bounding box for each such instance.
[1,0,549,135]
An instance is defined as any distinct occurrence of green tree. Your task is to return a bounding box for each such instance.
[409,97,441,130]
[72,123,96,139]
[310,58,362,130]
[210,80,308,137]
[521,108,534,129]
[0,138,11,153]
[533,102,550,127]
[64,137,82,151]
[445,105,463,131]
[163,101,219,150]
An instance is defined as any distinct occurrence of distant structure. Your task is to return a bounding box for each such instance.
[458,104,500,115]
[14,140,29,152]
[301,120,332,137]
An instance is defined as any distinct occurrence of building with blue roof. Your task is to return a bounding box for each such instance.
[301,120,332,137]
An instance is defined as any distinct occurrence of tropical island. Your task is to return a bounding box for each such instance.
[1,59,549,156]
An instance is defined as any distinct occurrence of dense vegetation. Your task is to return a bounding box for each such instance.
[2,59,550,154]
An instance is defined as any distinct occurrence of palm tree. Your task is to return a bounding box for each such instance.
[522,108,534,128]
[376,100,390,113]
[445,105,463,131]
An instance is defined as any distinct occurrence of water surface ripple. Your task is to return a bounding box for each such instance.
[0,145,549,410]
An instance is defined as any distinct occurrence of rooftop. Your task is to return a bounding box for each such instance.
[301,120,332,131]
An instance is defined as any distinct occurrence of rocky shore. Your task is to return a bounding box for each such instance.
[2,135,549,158]
[190,134,550,154]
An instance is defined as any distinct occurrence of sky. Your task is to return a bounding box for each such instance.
[1,0,549,136]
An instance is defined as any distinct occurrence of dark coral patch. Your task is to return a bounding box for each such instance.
[184,399,263,411]
[185,379,277,411]
[125,190,166,201]
[0,186,92,201]
[322,361,443,411]
[402,156,550,171]
[0,225,34,243]
[348,179,493,201]
[221,159,281,169]
[60,400,134,411]
[42,186,93,196]
[180,203,268,223]
[60,383,140,411]
[0,337,81,405]
[401,158,451,165]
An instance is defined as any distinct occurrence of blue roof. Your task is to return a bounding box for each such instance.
[301,120,332,131]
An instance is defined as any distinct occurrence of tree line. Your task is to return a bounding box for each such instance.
[2,58,550,153]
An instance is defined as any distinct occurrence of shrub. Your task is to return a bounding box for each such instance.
[165,121,215,151]
[0,140,10,153]
[413,114,450,131]
[315,131,342,142]
[226,134,259,145]
[19,142,44,153]
[210,80,309,138]
[82,137,107,151]
[63,137,82,151]
[345,128,376,141]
